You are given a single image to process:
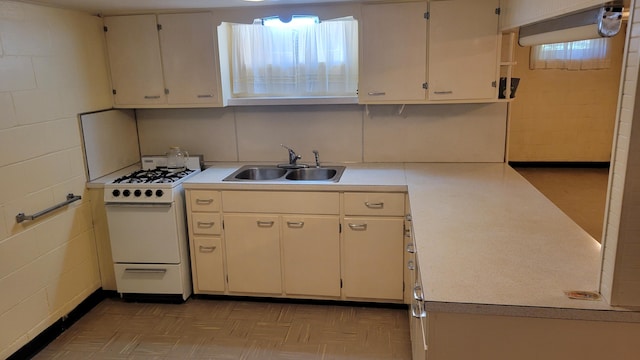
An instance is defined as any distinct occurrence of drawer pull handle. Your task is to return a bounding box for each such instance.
[144,95,161,99]
[407,260,415,270]
[197,221,215,228]
[433,90,453,95]
[257,220,275,227]
[413,285,424,301]
[199,245,216,252]
[287,221,305,228]
[197,94,213,98]
[367,91,386,96]
[125,268,167,274]
[365,201,384,209]
[196,198,214,205]
[348,223,367,231]
[406,243,416,253]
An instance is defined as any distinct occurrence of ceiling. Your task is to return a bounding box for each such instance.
[16,0,369,15]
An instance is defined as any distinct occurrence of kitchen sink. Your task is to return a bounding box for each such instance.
[223,165,345,182]
[285,168,337,181]
[233,167,287,180]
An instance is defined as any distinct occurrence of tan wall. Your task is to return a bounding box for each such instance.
[0,2,112,357]
[507,28,625,162]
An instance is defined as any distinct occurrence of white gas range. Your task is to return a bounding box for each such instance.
[104,156,201,302]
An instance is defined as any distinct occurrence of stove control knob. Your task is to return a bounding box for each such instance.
[145,189,153,197]
[112,189,120,197]
[155,190,164,197]
[134,189,142,197]
[123,189,131,197]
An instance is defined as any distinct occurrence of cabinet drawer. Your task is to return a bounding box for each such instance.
[222,191,339,214]
[344,192,405,216]
[193,237,225,292]
[189,190,221,212]
[191,213,222,235]
[114,263,185,294]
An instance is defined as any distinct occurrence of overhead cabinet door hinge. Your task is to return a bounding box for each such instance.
[424,12,429,20]
[112,89,116,95]
[492,81,497,88]
[422,83,428,90]
[103,26,108,32]
[157,24,162,31]
[495,7,501,15]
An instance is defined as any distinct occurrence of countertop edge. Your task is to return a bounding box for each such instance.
[425,301,640,323]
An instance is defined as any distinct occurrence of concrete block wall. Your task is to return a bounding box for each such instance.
[0,2,112,357]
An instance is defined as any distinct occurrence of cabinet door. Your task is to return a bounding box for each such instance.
[428,0,499,100]
[224,214,282,294]
[282,215,340,297]
[193,237,225,292]
[158,13,220,105]
[359,1,427,102]
[104,15,166,106]
[343,217,404,300]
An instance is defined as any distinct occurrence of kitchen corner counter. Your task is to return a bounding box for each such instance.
[404,163,640,322]
[184,162,640,322]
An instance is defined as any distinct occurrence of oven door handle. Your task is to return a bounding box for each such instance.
[105,203,172,208]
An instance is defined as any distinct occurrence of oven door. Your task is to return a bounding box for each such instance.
[106,202,181,264]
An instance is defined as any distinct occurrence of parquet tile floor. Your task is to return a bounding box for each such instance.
[33,297,411,359]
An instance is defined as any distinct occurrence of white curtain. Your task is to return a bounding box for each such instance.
[229,18,358,97]
[530,37,611,70]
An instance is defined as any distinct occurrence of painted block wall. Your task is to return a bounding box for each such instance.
[508,27,625,162]
[601,0,640,307]
[0,2,112,357]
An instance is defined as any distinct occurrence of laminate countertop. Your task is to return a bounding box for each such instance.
[183,162,639,322]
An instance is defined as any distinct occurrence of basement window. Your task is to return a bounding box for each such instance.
[218,15,358,104]
[530,37,612,70]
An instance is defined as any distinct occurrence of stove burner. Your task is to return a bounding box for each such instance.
[113,168,195,184]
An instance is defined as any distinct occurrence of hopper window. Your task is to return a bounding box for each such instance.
[530,38,612,70]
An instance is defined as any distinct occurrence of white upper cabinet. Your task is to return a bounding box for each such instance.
[359,1,428,103]
[104,15,166,106]
[104,13,220,108]
[427,0,500,101]
[158,13,219,106]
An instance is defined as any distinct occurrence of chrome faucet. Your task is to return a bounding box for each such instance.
[280,144,301,166]
[312,150,320,167]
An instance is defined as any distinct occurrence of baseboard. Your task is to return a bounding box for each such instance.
[508,161,610,169]
[7,288,109,360]
[191,294,408,310]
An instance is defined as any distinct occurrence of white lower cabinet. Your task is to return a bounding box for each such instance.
[343,217,404,300]
[224,214,282,294]
[185,189,406,302]
[282,215,341,297]
[192,237,225,292]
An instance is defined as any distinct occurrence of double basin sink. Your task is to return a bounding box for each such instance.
[223,165,346,182]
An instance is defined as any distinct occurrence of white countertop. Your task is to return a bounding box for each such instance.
[97,162,640,321]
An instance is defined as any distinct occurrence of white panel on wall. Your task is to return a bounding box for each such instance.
[81,109,139,181]
[235,105,363,164]
[364,103,507,162]
[137,107,237,162]
[501,0,605,30]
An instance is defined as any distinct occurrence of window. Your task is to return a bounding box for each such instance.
[530,37,612,70]
[219,15,358,99]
